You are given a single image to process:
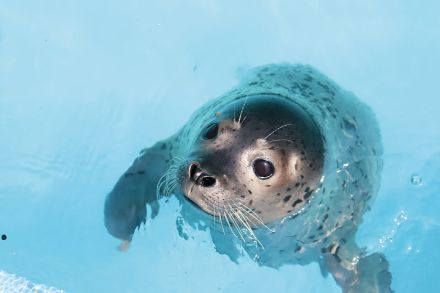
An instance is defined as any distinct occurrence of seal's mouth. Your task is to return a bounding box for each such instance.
[182,175,218,216]
[184,194,204,210]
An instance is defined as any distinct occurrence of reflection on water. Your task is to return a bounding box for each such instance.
[0,270,63,293]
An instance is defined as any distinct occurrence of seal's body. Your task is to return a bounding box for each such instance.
[104,64,391,293]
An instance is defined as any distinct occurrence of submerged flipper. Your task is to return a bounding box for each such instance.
[323,241,393,293]
[104,141,170,242]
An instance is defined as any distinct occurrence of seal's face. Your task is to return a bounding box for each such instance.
[180,95,324,224]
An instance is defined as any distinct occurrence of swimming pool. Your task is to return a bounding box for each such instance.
[1,1,439,292]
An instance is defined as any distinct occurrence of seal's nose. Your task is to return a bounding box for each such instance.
[188,163,216,187]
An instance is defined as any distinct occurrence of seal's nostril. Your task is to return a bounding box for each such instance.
[189,163,216,187]
[200,176,216,187]
[189,163,198,179]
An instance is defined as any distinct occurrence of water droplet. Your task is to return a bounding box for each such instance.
[411,175,423,186]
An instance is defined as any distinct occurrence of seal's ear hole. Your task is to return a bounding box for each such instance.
[203,123,219,140]
[253,159,275,179]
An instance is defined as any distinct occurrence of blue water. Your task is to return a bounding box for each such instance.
[1,1,439,292]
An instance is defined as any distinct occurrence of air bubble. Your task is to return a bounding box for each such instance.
[377,210,408,249]
[411,175,423,186]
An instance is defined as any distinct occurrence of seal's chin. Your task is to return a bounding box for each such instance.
[184,193,203,210]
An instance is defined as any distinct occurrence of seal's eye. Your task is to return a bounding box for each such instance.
[253,159,275,179]
[203,123,219,140]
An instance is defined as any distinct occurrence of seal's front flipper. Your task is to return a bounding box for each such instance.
[117,240,131,252]
[104,142,169,242]
[324,250,393,293]
[351,253,393,293]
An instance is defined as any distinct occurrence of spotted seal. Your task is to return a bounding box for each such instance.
[104,64,392,293]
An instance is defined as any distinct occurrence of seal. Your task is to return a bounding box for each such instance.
[104,64,391,293]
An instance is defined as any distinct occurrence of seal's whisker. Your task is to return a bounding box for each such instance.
[263,123,293,140]
[237,203,275,232]
[233,204,258,229]
[224,206,238,238]
[234,209,252,234]
[227,205,245,241]
[230,215,245,242]
[268,139,296,144]
[212,207,217,224]
[157,182,165,200]
[165,168,179,175]
[164,175,174,186]
[232,206,255,234]
[238,96,248,125]
[213,206,219,225]
[236,208,259,229]
[235,209,264,248]
[168,161,181,167]
[239,207,272,232]
[169,158,182,167]
[165,166,179,173]
[171,156,184,163]
[161,156,183,196]
[233,203,263,241]
[162,179,173,197]
[166,176,177,184]
[156,173,168,200]
[165,181,178,197]
[163,180,173,196]
[233,212,250,242]
[164,177,178,195]
[214,206,225,235]
[219,211,225,235]
[223,207,238,238]
[156,157,182,200]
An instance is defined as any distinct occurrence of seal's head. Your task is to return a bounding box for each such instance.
[180,94,324,224]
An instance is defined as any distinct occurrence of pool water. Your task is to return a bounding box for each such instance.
[1,1,439,292]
